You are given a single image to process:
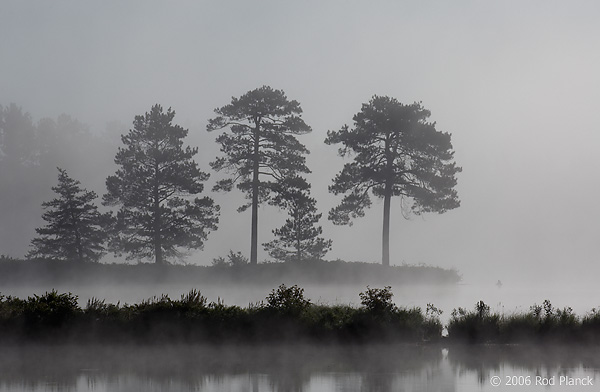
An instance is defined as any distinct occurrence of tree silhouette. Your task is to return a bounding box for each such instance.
[0,103,38,167]
[325,96,461,266]
[264,177,332,262]
[0,104,113,259]
[28,168,109,262]
[104,104,219,264]
[207,86,311,264]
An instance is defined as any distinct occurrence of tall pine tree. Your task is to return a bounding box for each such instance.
[326,96,461,266]
[264,177,332,262]
[104,104,219,264]
[207,86,311,264]
[28,168,109,262]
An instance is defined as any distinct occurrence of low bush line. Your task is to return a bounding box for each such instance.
[0,286,441,344]
[2,286,598,344]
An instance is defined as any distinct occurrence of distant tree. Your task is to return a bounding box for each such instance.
[207,86,311,265]
[36,114,100,171]
[0,103,38,167]
[0,104,113,259]
[325,96,461,266]
[264,177,332,262]
[103,104,219,264]
[28,168,109,262]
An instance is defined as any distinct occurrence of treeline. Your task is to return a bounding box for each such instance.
[0,104,113,259]
[1,87,461,266]
[2,286,600,345]
[0,256,461,286]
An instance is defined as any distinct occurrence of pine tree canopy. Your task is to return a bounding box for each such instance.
[326,96,461,224]
[103,104,219,264]
[28,168,109,262]
[325,96,461,266]
[264,176,332,262]
[207,85,312,210]
[207,86,311,264]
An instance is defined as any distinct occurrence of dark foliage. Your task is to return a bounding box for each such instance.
[27,168,110,262]
[103,104,219,264]
[0,290,81,341]
[263,176,332,262]
[359,286,395,315]
[207,86,311,264]
[0,258,461,287]
[0,104,113,259]
[0,286,440,344]
[265,284,311,316]
[212,250,249,267]
[447,300,586,344]
[325,96,461,265]
[9,288,600,345]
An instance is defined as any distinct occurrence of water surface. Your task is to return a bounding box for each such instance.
[1,344,598,392]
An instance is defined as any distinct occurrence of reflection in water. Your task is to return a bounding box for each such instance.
[0,344,598,391]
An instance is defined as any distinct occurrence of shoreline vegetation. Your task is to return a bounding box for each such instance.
[2,282,600,345]
[0,256,461,286]
[0,285,440,345]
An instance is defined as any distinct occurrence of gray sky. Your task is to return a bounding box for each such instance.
[2,1,600,285]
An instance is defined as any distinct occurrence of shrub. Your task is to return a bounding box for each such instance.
[447,300,500,343]
[423,303,443,340]
[211,250,249,267]
[85,297,121,317]
[265,284,311,316]
[211,256,228,267]
[359,286,395,315]
[20,291,81,338]
[228,251,249,266]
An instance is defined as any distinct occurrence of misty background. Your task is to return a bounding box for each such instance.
[1,1,599,289]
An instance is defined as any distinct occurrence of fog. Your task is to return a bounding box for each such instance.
[2,1,600,289]
[1,344,599,392]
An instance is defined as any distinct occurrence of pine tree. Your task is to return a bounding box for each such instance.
[207,86,311,264]
[264,177,332,262]
[103,104,219,264]
[28,168,109,262]
[326,96,461,266]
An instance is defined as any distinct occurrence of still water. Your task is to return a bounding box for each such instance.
[1,344,598,392]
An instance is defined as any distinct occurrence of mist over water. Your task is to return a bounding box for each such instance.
[1,344,599,392]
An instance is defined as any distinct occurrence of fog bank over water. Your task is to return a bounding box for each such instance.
[2,2,600,287]
[1,344,599,392]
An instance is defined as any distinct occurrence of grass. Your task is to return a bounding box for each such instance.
[447,299,598,344]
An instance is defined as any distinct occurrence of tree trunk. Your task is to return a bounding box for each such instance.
[382,138,393,267]
[154,162,163,265]
[75,230,83,263]
[70,207,84,263]
[250,121,260,265]
[154,227,163,265]
[382,185,391,267]
[295,206,301,262]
